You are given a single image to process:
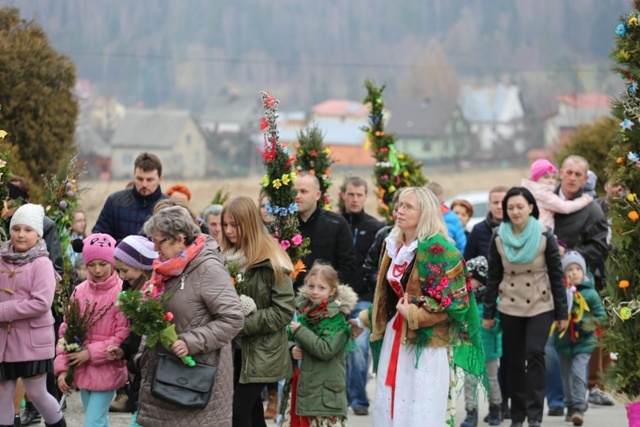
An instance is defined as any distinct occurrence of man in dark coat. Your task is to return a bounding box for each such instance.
[340,176,383,416]
[550,155,611,412]
[293,172,356,290]
[93,152,168,241]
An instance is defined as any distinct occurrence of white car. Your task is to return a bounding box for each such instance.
[445,190,491,232]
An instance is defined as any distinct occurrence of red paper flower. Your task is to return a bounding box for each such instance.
[165,312,174,321]
[260,117,269,131]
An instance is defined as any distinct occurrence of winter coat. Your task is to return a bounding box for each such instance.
[342,210,384,301]
[464,213,500,261]
[93,186,168,242]
[136,238,244,427]
[290,284,358,417]
[443,208,467,253]
[476,301,502,361]
[553,274,607,356]
[238,258,295,384]
[484,228,567,321]
[0,256,57,363]
[362,225,392,293]
[295,207,356,289]
[553,187,609,272]
[54,272,129,391]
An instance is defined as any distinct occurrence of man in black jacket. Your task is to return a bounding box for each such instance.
[548,155,610,413]
[340,176,383,416]
[293,172,356,290]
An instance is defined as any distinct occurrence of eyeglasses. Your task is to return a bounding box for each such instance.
[394,203,418,212]
[152,238,169,246]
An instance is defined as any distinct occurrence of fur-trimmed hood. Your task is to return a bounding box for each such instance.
[297,283,359,316]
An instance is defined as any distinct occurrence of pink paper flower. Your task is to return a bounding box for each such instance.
[165,312,174,321]
[280,240,291,250]
[291,234,303,245]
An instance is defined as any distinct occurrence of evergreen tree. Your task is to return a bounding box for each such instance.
[363,80,427,225]
[600,1,640,403]
[0,7,78,202]
[294,125,336,210]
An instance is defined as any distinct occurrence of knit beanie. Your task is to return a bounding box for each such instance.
[583,170,597,197]
[561,250,587,275]
[81,233,117,266]
[10,203,44,237]
[466,256,488,285]
[114,235,158,271]
[74,254,85,268]
[530,159,558,182]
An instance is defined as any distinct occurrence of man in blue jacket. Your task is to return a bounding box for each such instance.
[93,152,168,241]
[426,182,466,252]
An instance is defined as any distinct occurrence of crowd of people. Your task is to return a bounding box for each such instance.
[0,151,615,427]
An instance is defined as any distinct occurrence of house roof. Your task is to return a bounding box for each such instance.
[312,99,368,118]
[556,93,611,109]
[458,84,523,123]
[199,94,262,127]
[555,93,611,128]
[74,123,110,157]
[386,96,457,137]
[110,109,197,149]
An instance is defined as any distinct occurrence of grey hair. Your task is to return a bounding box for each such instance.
[144,206,200,245]
[203,204,224,220]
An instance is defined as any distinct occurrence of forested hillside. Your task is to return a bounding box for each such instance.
[7,0,629,110]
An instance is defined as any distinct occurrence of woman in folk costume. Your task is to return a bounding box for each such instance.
[350,187,486,426]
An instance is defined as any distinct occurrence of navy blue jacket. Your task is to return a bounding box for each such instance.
[464,213,500,261]
[93,186,167,241]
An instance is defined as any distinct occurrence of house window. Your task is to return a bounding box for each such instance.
[123,153,133,166]
[422,141,432,152]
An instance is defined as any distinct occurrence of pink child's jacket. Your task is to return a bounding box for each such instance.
[0,256,57,363]
[521,178,592,230]
[54,271,129,391]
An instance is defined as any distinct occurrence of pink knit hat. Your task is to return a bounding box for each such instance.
[530,159,558,182]
[82,233,117,266]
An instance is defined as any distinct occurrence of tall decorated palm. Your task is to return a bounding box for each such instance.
[362,80,427,225]
[0,128,12,239]
[43,157,86,314]
[601,2,640,423]
[294,125,336,210]
[258,91,310,278]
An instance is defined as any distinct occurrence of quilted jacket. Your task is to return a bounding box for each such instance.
[54,271,129,391]
[136,238,244,427]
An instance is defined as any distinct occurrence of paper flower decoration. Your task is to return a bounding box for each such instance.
[617,23,628,36]
[621,119,635,130]
[620,280,630,289]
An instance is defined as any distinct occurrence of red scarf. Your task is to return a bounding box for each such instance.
[143,234,207,295]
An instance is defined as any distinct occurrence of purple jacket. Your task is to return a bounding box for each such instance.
[0,256,57,363]
[54,272,129,391]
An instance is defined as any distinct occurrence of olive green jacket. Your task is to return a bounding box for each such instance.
[238,258,295,384]
[290,284,358,417]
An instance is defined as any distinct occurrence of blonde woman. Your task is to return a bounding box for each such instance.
[220,196,295,427]
[350,187,485,426]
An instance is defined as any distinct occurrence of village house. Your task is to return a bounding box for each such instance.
[457,84,526,162]
[110,109,208,179]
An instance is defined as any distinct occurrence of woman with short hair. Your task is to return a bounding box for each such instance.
[135,206,244,427]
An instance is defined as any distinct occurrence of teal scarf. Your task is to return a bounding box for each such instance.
[498,217,542,264]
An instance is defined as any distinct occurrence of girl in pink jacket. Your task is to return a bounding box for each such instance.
[55,233,129,426]
[521,159,591,231]
[0,204,66,427]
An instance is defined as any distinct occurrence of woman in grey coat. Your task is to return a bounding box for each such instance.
[135,206,244,427]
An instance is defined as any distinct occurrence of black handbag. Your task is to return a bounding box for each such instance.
[151,352,217,409]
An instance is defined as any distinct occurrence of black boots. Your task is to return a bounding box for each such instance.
[19,402,40,426]
[13,414,20,427]
[44,418,66,427]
